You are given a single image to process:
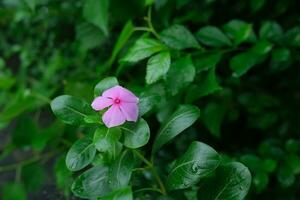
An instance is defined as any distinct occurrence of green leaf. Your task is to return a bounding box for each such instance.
[167,141,220,190]
[121,37,166,63]
[12,116,38,147]
[229,52,260,77]
[166,56,195,95]
[93,127,121,152]
[82,165,111,197]
[94,77,119,96]
[202,103,226,138]
[83,0,109,36]
[223,20,253,45]
[146,51,171,84]
[153,105,200,153]
[285,154,300,174]
[198,162,252,200]
[193,53,222,73]
[284,27,300,47]
[108,21,135,67]
[253,173,268,193]
[185,68,221,102]
[66,136,96,171]
[250,0,266,12]
[160,24,200,50]
[109,150,135,189]
[2,182,27,200]
[277,165,294,187]
[76,23,106,50]
[259,21,282,42]
[55,156,73,198]
[122,118,150,149]
[196,26,232,47]
[249,40,273,55]
[71,173,89,199]
[51,95,93,126]
[138,91,160,116]
[102,187,133,200]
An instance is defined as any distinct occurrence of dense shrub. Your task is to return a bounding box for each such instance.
[0,0,300,199]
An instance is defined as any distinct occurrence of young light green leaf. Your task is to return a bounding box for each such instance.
[51,95,93,125]
[146,51,171,84]
[196,26,232,47]
[94,77,119,96]
[102,187,133,200]
[202,103,226,138]
[198,162,251,200]
[167,141,220,190]
[93,127,121,152]
[223,20,253,45]
[122,118,150,149]
[82,165,111,198]
[83,0,109,36]
[160,24,200,50]
[109,150,135,189]
[121,37,166,63]
[193,53,222,73]
[153,105,200,153]
[2,182,27,200]
[166,56,195,95]
[66,137,96,171]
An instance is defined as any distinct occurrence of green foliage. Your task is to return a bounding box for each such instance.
[1,0,299,199]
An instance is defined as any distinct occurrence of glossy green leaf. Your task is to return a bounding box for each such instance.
[94,77,119,96]
[2,182,27,200]
[123,118,150,149]
[121,37,166,63]
[153,105,200,153]
[83,0,109,36]
[82,165,111,197]
[160,24,200,50]
[166,56,195,95]
[202,103,226,138]
[109,150,135,189]
[102,187,133,200]
[196,26,232,47]
[249,40,273,55]
[193,53,222,73]
[138,91,160,116]
[66,136,96,171]
[167,141,220,190]
[223,20,253,45]
[71,174,89,199]
[51,95,93,125]
[146,51,171,84]
[93,127,121,152]
[198,162,252,200]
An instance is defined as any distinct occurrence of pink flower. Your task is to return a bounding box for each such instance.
[91,85,139,128]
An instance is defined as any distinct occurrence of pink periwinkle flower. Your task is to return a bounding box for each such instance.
[91,85,139,128]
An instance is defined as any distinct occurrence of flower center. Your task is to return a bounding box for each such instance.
[114,98,121,104]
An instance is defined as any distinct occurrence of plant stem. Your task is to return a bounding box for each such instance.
[132,149,167,195]
[145,7,161,40]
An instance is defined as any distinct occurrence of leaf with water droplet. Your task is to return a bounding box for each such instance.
[167,141,220,190]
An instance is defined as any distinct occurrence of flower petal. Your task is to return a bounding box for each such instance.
[91,96,113,111]
[102,85,122,99]
[120,102,138,122]
[102,105,126,128]
[119,87,139,103]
